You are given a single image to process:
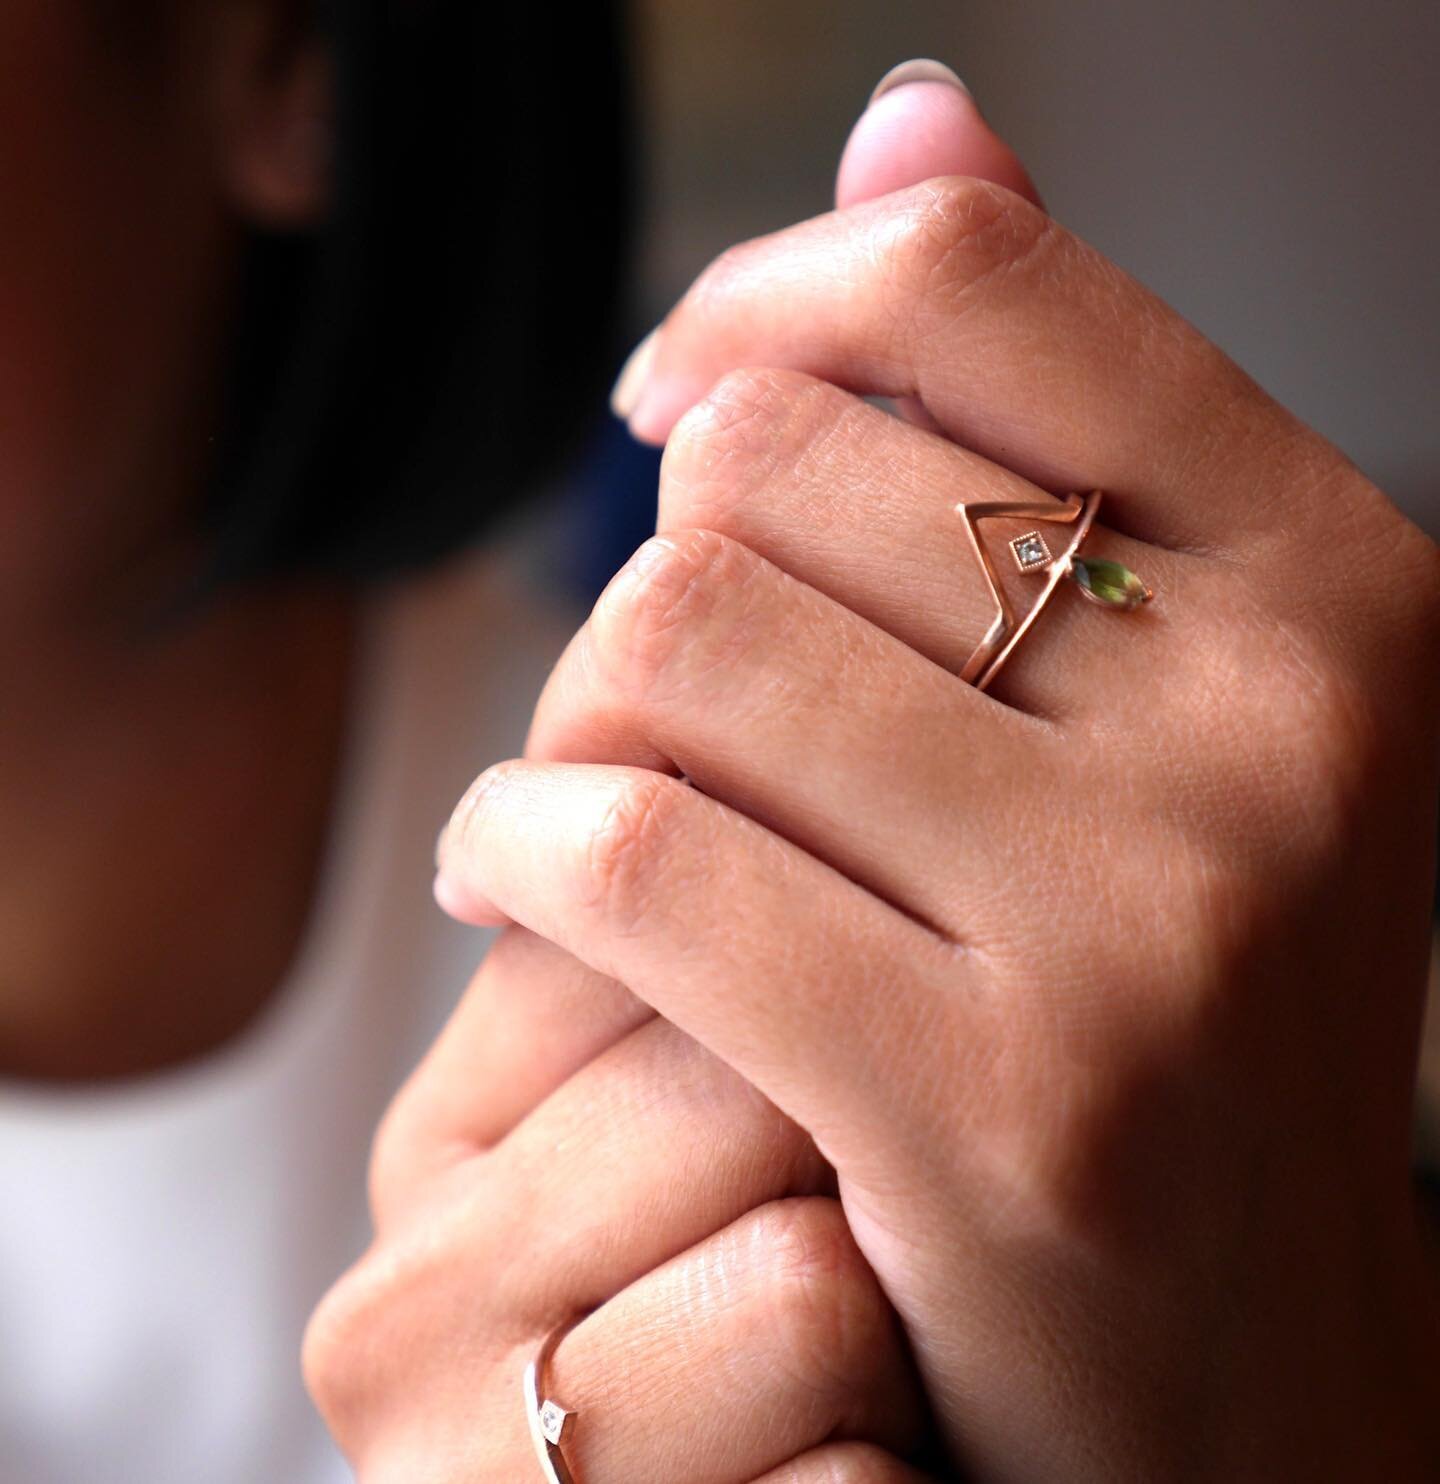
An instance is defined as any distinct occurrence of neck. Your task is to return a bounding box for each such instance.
[0,577,355,1083]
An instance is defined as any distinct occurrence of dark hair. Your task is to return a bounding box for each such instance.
[203,2,634,584]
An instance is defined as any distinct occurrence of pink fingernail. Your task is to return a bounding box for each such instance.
[609,327,659,421]
[868,58,973,108]
[432,870,510,927]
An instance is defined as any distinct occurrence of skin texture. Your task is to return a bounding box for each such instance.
[422,82,1440,1484]
[304,79,1036,1484]
[305,928,929,1481]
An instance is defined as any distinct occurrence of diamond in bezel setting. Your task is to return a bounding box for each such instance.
[539,1400,570,1445]
[1010,531,1051,571]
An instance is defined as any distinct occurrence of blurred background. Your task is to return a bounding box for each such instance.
[612,0,1440,523]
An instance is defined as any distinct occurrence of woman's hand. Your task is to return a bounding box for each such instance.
[434,106,1440,1479]
[303,924,932,1483]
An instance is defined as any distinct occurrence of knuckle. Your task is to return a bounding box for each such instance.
[747,1198,888,1406]
[302,1251,393,1443]
[891,175,1056,305]
[365,1099,411,1227]
[1203,617,1385,851]
[1308,474,1440,682]
[304,1221,511,1448]
[644,1020,824,1183]
[775,1442,915,1483]
[448,758,525,854]
[365,1081,450,1234]
[659,367,851,530]
[687,234,771,321]
[577,770,694,933]
[590,529,763,705]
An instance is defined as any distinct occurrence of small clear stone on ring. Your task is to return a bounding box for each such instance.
[539,1400,571,1445]
[1011,532,1051,570]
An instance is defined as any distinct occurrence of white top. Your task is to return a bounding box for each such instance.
[0,542,579,1484]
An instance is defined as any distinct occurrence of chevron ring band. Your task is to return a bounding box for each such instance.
[524,1318,583,1483]
[955,490,1152,692]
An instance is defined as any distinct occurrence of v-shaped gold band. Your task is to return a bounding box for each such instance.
[955,489,1102,691]
[524,1317,583,1483]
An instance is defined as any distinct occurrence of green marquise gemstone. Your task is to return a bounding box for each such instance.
[1068,555,1152,609]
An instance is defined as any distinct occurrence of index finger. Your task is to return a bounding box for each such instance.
[624,177,1341,553]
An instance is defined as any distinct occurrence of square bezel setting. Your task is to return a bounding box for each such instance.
[539,1401,572,1445]
[1010,531,1052,571]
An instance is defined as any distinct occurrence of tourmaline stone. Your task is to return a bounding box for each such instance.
[1068,555,1152,609]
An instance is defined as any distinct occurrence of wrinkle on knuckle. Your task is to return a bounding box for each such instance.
[448,759,523,859]
[306,1200,516,1414]
[686,234,769,323]
[750,1199,882,1408]
[801,1443,911,1483]
[578,772,687,935]
[302,1249,397,1438]
[894,176,1057,313]
[591,529,762,707]
[659,367,848,530]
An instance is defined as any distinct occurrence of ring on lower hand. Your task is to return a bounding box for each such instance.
[524,1316,584,1483]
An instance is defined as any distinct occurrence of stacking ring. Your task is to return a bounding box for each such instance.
[955,490,1152,692]
[524,1317,583,1483]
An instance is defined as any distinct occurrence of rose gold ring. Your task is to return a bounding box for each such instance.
[524,1316,584,1483]
[955,489,1152,692]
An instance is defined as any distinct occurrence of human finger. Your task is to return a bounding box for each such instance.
[749,1440,936,1483]
[610,62,1043,437]
[520,529,1070,935]
[540,1198,927,1484]
[373,1011,830,1305]
[618,177,1334,553]
[836,59,1042,210]
[367,926,653,1218]
[835,58,1043,438]
[646,368,1178,715]
[486,1014,834,1314]
[312,1198,925,1484]
[434,760,978,1177]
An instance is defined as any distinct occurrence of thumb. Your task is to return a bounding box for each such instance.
[836,59,1043,211]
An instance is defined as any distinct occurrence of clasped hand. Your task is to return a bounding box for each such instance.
[306,73,1440,1482]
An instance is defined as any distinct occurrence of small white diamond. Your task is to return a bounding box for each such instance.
[1011,532,1050,570]
[539,1400,570,1445]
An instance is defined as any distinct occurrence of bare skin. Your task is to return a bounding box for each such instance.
[0,587,351,1081]
[425,78,1440,1483]
[305,62,1440,1484]
[0,0,345,1081]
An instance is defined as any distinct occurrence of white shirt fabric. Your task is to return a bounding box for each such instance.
[0,541,579,1484]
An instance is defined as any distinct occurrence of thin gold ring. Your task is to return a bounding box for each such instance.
[955,489,1152,692]
[524,1317,584,1483]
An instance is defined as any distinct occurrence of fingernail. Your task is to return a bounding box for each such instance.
[432,869,510,927]
[868,58,972,109]
[610,327,660,420]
